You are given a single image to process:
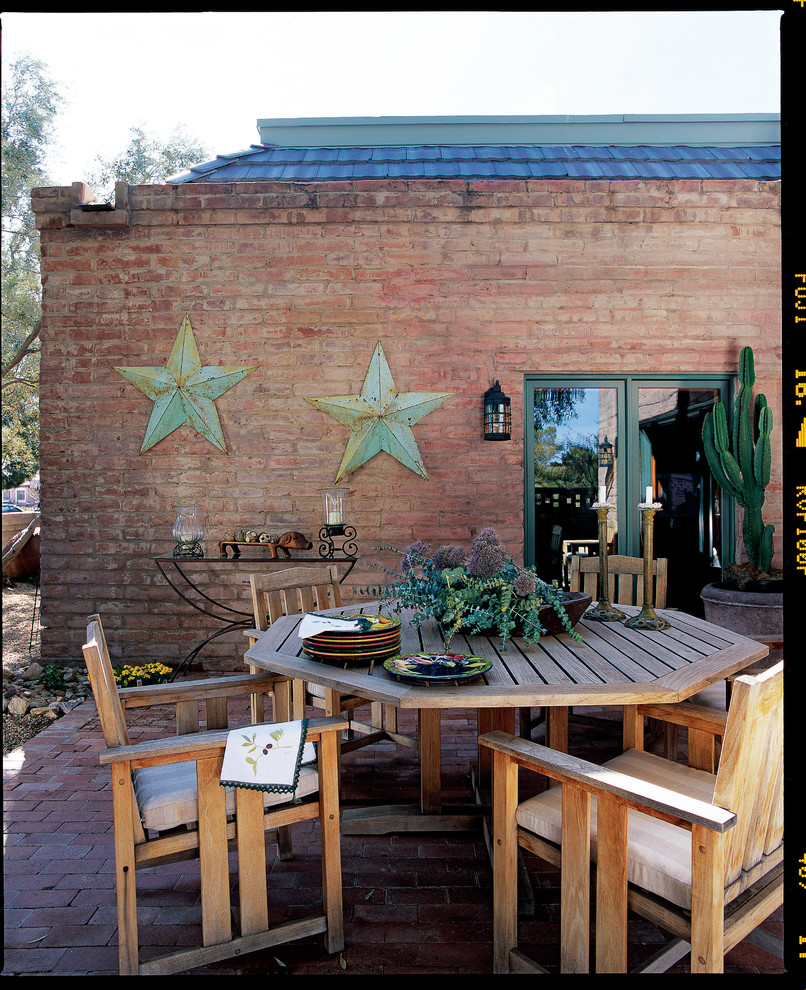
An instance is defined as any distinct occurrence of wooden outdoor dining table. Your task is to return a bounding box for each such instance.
[244,601,768,835]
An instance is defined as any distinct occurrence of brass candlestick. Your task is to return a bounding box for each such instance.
[584,502,626,622]
[625,502,670,630]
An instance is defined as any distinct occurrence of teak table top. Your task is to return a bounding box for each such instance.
[244,602,768,712]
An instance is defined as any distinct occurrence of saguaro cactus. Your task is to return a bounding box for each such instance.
[702,346,774,574]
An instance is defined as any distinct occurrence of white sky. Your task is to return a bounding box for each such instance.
[2,10,784,187]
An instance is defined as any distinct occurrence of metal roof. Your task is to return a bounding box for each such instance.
[255,113,781,148]
[167,115,781,184]
[169,144,781,183]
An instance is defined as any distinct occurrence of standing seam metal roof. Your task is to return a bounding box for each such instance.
[168,143,781,183]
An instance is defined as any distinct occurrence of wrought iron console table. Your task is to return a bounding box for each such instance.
[153,555,358,678]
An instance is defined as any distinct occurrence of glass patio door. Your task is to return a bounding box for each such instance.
[632,383,726,614]
[527,381,625,586]
[525,374,734,613]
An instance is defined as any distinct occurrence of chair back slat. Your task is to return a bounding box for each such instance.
[83,614,130,748]
[765,758,784,855]
[250,566,342,633]
[712,661,783,883]
[569,554,667,608]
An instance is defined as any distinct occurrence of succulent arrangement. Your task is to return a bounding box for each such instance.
[366,527,581,647]
[702,345,776,578]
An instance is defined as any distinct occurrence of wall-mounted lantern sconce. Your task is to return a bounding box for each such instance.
[597,435,615,469]
[318,488,358,559]
[483,381,511,440]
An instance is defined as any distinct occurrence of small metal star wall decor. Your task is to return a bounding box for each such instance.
[306,342,453,481]
[115,315,255,453]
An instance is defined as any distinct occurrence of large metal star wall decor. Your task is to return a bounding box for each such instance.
[115,315,255,453]
[306,342,453,481]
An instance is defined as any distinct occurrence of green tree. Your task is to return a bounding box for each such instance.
[534,425,563,486]
[2,54,62,488]
[533,387,586,428]
[2,57,210,489]
[557,439,598,487]
[85,125,210,202]
[534,428,598,489]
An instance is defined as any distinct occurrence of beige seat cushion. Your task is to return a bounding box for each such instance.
[515,748,717,910]
[134,761,319,832]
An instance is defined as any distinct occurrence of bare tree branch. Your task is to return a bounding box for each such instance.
[1,318,41,385]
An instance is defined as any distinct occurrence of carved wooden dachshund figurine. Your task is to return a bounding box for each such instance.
[268,531,314,558]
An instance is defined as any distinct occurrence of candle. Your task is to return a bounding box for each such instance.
[598,486,606,504]
[645,486,653,504]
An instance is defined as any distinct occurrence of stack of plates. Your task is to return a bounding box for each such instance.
[301,613,402,666]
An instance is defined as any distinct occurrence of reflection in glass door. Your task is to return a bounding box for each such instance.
[525,374,733,614]
[636,386,723,615]
[528,383,622,586]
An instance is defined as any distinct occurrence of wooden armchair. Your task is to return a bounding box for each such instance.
[247,566,400,753]
[481,661,783,974]
[567,554,670,742]
[83,615,345,975]
[84,612,284,741]
[520,555,670,744]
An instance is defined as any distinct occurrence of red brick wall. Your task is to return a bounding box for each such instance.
[32,178,782,667]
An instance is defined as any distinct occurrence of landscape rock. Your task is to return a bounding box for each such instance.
[3,582,94,754]
[7,695,30,716]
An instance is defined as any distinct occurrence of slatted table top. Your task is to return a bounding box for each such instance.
[244,602,768,711]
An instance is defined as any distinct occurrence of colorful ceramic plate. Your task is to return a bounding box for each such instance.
[327,614,400,633]
[302,642,400,658]
[382,653,492,684]
[303,629,400,646]
[302,646,402,668]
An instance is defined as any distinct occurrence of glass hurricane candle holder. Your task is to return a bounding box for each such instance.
[172,504,205,558]
[318,488,358,559]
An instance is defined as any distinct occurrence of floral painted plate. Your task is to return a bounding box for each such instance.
[382,652,492,684]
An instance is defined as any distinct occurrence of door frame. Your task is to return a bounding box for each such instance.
[523,372,735,569]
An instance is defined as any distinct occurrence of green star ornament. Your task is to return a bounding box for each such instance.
[115,315,255,453]
[306,342,453,481]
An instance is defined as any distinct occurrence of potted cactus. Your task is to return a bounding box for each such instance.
[700,346,782,636]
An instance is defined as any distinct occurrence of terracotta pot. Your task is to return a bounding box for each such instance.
[700,581,783,639]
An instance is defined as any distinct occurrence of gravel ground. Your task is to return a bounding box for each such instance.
[2,580,55,754]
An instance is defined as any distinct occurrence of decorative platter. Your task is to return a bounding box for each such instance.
[382,652,492,685]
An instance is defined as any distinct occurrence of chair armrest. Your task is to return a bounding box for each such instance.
[243,628,262,640]
[635,701,728,737]
[118,672,285,710]
[99,714,347,767]
[479,730,735,833]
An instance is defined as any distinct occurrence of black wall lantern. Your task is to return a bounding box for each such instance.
[483,381,511,441]
[597,435,614,469]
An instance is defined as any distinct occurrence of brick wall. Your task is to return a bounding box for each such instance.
[32,178,782,667]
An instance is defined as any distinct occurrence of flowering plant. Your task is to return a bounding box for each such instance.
[113,662,173,687]
[367,528,581,647]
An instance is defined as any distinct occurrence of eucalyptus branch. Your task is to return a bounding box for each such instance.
[362,530,582,648]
